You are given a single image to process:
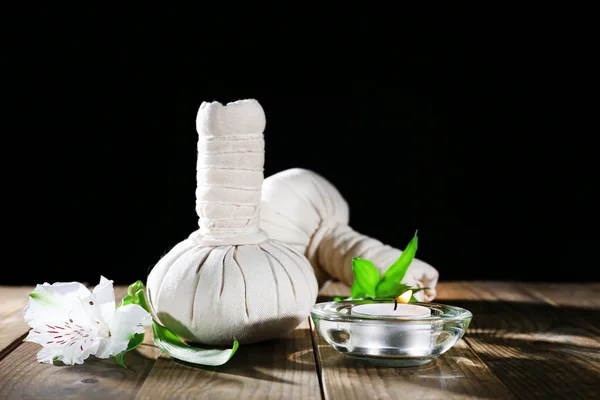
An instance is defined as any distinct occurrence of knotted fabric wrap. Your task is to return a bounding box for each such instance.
[147,101,318,346]
[260,168,439,302]
[189,100,269,246]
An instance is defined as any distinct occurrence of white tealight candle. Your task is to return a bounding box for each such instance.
[352,303,431,318]
[340,302,434,357]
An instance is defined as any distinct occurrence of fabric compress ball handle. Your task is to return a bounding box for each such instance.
[191,100,268,244]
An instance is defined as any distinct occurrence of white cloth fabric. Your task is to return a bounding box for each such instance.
[260,168,439,302]
[147,100,318,345]
[192,99,269,245]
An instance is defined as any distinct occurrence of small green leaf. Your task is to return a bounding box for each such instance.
[113,332,145,368]
[113,353,126,368]
[409,295,419,303]
[152,322,239,366]
[332,296,353,302]
[352,258,380,298]
[131,289,150,314]
[117,295,134,309]
[128,280,145,297]
[123,280,151,313]
[351,281,367,299]
[375,282,412,298]
[375,232,418,296]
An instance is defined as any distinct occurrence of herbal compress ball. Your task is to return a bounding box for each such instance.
[147,100,318,346]
[260,168,439,301]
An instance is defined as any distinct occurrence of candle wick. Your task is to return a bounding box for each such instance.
[393,297,398,311]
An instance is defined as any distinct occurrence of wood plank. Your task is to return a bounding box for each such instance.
[135,318,321,400]
[456,281,600,348]
[0,285,161,400]
[3,281,597,399]
[523,282,600,341]
[524,282,600,309]
[0,286,35,360]
[311,280,515,399]
[445,281,600,399]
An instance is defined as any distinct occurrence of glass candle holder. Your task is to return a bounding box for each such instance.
[311,300,472,367]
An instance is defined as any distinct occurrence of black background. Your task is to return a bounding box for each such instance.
[7,17,598,286]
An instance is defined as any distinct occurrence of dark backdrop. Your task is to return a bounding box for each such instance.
[7,23,598,286]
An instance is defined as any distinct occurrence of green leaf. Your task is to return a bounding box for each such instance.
[127,281,151,313]
[351,281,367,299]
[351,258,380,298]
[117,295,133,309]
[132,290,150,314]
[375,282,412,298]
[332,296,353,302]
[152,322,239,366]
[128,280,145,297]
[409,295,419,303]
[375,231,418,296]
[113,332,145,368]
[113,353,126,368]
[122,280,238,367]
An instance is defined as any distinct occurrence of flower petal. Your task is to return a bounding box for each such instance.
[49,337,100,365]
[92,276,116,323]
[26,319,101,365]
[31,282,91,298]
[24,282,91,325]
[23,281,109,365]
[95,304,152,359]
[59,338,100,365]
[78,294,109,333]
[36,347,62,364]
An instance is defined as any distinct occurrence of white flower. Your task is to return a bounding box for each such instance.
[23,276,152,365]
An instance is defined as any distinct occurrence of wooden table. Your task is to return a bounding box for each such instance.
[1,281,599,399]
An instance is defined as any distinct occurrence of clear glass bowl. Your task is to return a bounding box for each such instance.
[310,300,472,367]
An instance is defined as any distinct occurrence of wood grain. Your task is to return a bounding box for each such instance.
[312,280,515,399]
[443,281,600,399]
[135,318,320,400]
[0,286,34,360]
[525,282,600,309]
[0,285,161,400]
[2,281,599,399]
[524,282,600,342]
